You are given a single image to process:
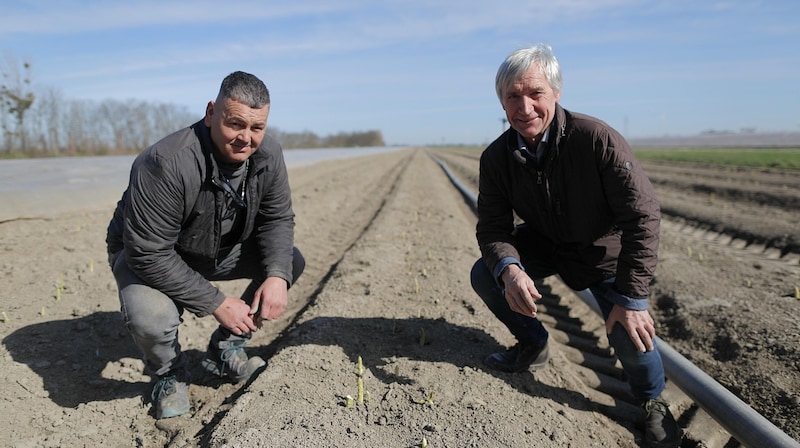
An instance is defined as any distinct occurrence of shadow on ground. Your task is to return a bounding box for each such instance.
[4,311,151,407]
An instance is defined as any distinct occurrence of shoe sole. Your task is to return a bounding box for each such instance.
[529,345,550,371]
[203,355,267,383]
[158,404,190,419]
[231,356,266,383]
[483,345,550,373]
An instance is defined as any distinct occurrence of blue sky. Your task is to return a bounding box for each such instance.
[2,0,798,146]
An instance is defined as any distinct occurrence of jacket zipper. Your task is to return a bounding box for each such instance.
[542,123,565,210]
[210,178,224,265]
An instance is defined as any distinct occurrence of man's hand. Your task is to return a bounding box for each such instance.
[501,264,542,317]
[605,305,656,352]
[212,296,258,336]
[249,277,289,328]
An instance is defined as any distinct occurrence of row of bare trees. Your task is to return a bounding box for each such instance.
[0,54,384,157]
[3,90,198,157]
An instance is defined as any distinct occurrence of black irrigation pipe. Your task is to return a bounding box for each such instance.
[430,153,800,448]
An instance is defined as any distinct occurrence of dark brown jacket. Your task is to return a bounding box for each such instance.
[477,104,660,300]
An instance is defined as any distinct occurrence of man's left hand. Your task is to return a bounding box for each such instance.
[605,305,656,352]
[249,277,289,328]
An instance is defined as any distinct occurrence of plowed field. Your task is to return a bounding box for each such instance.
[1,148,798,447]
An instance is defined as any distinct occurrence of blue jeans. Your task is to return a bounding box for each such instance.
[470,258,665,401]
[111,244,305,377]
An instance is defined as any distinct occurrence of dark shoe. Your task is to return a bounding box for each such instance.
[151,370,190,419]
[201,334,265,383]
[483,340,549,372]
[641,397,681,447]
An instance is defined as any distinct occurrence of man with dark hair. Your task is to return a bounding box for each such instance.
[107,71,304,419]
[471,44,680,447]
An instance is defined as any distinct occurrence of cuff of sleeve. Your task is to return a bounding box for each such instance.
[608,288,649,311]
[199,290,227,318]
[493,256,522,287]
[265,271,293,288]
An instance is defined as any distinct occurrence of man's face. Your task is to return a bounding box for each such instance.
[204,98,270,164]
[501,64,561,146]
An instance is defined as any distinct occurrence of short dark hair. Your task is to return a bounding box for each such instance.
[217,71,270,108]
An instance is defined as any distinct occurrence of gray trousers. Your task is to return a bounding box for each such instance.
[110,244,305,377]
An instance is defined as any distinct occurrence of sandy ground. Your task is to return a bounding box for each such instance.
[1,148,798,447]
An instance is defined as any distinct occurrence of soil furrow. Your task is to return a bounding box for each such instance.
[1,147,798,447]
[192,150,418,445]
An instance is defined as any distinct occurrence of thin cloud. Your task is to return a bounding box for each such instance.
[2,0,638,38]
[0,0,353,34]
[30,0,644,83]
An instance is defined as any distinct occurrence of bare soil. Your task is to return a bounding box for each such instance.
[1,148,798,447]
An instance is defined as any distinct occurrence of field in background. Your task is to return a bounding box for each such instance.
[633,147,800,170]
[440,145,800,170]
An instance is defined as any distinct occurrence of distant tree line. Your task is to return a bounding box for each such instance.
[269,129,385,149]
[0,56,384,157]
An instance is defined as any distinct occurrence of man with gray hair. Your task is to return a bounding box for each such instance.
[470,44,680,447]
[107,71,305,419]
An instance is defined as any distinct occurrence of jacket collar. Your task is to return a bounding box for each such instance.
[506,103,567,167]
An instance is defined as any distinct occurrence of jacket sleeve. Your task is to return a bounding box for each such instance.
[476,144,521,281]
[122,151,225,316]
[596,129,660,299]
[253,143,296,286]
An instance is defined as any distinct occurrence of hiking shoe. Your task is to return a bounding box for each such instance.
[201,339,266,383]
[641,397,681,447]
[483,340,549,372]
[151,371,190,419]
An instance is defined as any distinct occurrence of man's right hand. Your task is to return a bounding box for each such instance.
[501,264,542,318]
[212,296,258,335]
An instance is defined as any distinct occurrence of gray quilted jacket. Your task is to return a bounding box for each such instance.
[106,119,295,316]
